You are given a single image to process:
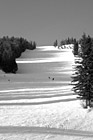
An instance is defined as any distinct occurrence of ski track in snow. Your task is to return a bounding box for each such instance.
[0,126,93,138]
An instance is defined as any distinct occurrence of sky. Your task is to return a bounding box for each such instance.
[0,0,93,45]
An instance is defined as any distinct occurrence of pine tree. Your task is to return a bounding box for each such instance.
[73,41,79,56]
[53,40,58,47]
[72,34,93,108]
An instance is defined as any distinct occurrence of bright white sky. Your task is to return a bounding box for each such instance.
[0,0,93,45]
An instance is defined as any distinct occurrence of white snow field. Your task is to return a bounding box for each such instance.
[0,45,93,140]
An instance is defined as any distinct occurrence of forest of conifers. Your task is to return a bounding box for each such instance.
[0,36,36,73]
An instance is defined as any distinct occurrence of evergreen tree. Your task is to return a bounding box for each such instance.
[1,41,18,73]
[67,37,70,44]
[72,34,93,108]
[60,40,65,46]
[0,36,36,73]
[53,40,58,47]
[73,41,79,56]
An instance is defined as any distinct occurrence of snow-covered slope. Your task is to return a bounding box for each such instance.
[0,46,93,140]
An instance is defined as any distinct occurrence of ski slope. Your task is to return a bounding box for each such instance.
[0,45,93,140]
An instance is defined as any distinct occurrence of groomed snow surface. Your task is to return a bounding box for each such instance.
[0,46,93,140]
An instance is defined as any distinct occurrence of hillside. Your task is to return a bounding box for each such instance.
[0,46,93,140]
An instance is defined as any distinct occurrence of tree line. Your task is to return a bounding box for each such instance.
[53,37,77,47]
[0,36,36,73]
[53,38,79,53]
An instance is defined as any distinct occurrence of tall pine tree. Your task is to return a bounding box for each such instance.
[72,34,93,108]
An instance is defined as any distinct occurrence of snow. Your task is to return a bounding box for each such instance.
[37,46,59,51]
[0,45,93,140]
[16,47,74,63]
